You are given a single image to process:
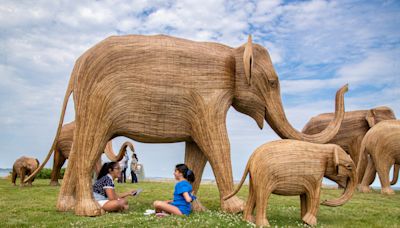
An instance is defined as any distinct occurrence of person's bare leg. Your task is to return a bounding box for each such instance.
[102,198,128,212]
[153,201,182,215]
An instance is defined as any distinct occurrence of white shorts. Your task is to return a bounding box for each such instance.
[93,192,109,207]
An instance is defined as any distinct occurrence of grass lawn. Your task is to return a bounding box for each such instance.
[0,178,399,227]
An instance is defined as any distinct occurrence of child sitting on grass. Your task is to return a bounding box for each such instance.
[153,164,196,216]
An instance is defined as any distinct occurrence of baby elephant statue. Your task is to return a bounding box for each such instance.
[357,120,400,195]
[224,139,357,227]
[12,156,40,186]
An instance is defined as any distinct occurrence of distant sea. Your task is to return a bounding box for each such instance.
[0,168,12,177]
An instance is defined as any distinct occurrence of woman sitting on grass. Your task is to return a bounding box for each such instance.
[153,163,197,216]
[93,162,138,212]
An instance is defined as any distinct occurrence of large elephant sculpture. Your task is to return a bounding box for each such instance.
[357,120,400,195]
[26,34,347,216]
[224,140,357,227]
[302,106,396,184]
[12,156,40,186]
[50,121,135,186]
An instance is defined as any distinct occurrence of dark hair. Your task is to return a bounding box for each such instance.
[133,153,138,161]
[176,163,195,183]
[97,162,118,180]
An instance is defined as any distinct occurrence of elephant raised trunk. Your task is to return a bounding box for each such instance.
[265,84,348,144]
[104,141,134,161]
[322,166,357,207]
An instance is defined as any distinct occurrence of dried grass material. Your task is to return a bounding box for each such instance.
[49,121,134,186]
[357,120,400,195]
[302,106,396,184]
[12,156,40,186]
[224,140,357,227]
[26,34,347,216]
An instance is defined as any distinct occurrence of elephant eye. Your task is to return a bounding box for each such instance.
[269,79,277,88]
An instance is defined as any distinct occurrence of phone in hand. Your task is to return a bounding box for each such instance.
[132,188,142,196]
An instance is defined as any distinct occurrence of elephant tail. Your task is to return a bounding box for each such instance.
[223,160,250,201]
[391,164,399,185]
[24,61,76,183]
[104,141,135,162]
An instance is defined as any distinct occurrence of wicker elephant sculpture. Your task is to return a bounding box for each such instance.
[302,106,397,185]
[49,121,135,186]
[26,34,347,216]
[357,120,400,194]
[12,156,40,186]
[224,140,357,227]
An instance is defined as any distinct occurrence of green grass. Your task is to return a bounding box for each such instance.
[0,179,399,227]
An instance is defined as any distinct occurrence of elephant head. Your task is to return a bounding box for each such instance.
[323,146,357,206]
[365,106,396,127]
[232,35,347,143]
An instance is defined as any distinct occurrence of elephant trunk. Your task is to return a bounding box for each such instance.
[104,141,134,162]
[391,164,399,185]
[321,167,357,207]
[265,84,348,144]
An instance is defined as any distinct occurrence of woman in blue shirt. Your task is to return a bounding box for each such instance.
[153,164,196,216]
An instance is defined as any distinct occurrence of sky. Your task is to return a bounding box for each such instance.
[0,0,399,188]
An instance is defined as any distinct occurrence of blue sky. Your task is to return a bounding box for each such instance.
[0,0,399,187]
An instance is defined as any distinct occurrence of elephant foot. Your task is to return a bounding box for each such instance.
[381,187,395,195]
[244,214,255,223]
[50,181,60,186]
[358,185,372,193]
[302,212,317,226]
[192,199,207,212]
[75,198,104,216]
[221,195,244,213]
[256,217,270,227]
[57,195,76,212]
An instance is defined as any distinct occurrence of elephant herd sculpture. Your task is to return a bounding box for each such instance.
[13,34,396,226]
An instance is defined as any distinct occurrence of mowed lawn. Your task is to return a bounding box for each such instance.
[0,178,399,227]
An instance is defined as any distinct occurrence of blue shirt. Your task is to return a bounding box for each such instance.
[170,180,197,215]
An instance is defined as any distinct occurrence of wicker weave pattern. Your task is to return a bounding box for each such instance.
[25,34,347,216]
[49,121,134,186]
[224,140,357,227]
[357,120,400,194]
[12,156,40,186]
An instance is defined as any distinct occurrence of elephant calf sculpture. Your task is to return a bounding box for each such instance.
[357,120,400,195]
[25,34,347,216]
[224,140,357,227]
[12,156,40,186]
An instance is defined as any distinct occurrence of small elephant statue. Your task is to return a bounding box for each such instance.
[224,139,357,227]
[357,120,400,194]
[12,156,40,186]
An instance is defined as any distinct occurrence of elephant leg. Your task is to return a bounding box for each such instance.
[374,157,395,195]
[300,194,307,219]
[11,168,17,186]
[73,119,110,216]
[57,144,78,212]
[185,141,207,212]
[391,164,399,185]
[302,181,321,226]
[255,185,271,227]
[243,178,256,223]
[192,115,244,213]
[359,157,376,192]
[50,149,66,186]
[19,167,26,187]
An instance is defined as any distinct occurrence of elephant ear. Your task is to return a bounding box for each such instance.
[243,35,253,85]
[333,147,340,175]
[365,109,376,127]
